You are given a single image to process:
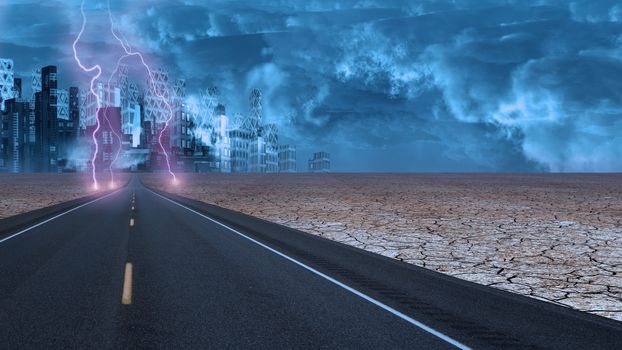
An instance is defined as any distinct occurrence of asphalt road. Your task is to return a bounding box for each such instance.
[0,176,620,349]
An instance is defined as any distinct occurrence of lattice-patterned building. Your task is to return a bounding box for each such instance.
[79,89,88,131]
[117,64,129,97]
[229,112,244,131]
[117,64,140,137]
[194,86,219,147]
[0,58,15,111]
[83,82,120,127]
[31,68,41,97]
[243,88,262,138]
[143,67,170,126]
[263,123,279,173]
[56,89,69,120]
[201,86,219,125]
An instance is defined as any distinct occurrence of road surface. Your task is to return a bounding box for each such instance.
[0,176,620,349]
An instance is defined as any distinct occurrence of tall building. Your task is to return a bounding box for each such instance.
[1,98,31,172]
[212,106,231,173]
[13,77,22,99]
[248,136,266,173]
[86,107,122,171]
[263,123,278,173]
[171,101,192,152]
[143,67,170,127]
[140,121,153,149]
[34,66,59,172]
[57,87,80,167]
[278,145,296,173]
[309,151,330,173]
[243,88,262,138]
[79,82,121,136]
[266,149,279,173]
[142,68,172,170]
[116,64,141,138]
[193,86,219,147]
[170,79,191,165]
[29,68,41,141]
[240,88,269,173]
[31,68,41,98]
[124,83,140,138]
[229,128,250,172]
[0,58,15,111]
[57,89,69,120]
[69,87,80,128]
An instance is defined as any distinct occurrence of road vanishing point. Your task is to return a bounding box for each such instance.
[0,176,620,349]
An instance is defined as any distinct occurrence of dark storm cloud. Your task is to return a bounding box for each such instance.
[1,0,621,171]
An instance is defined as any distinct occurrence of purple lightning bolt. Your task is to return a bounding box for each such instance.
[103,54,130,188]
[107,2,177,184]
[72,0,102,190]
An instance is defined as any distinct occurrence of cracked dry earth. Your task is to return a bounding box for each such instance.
[0,173,129,219]
[143,173,622,321]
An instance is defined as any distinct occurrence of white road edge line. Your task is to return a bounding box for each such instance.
[0,189,123,244]
[148,189,471,350]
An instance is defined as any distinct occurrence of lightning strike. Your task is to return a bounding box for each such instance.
[103,54,131,187]
[72,0,102,190]
[107,1,177,184]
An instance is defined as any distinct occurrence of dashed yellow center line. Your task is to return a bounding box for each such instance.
[122,263,133,305]
[130,218,134,226]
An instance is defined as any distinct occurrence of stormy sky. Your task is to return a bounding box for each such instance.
[1,0,621,172]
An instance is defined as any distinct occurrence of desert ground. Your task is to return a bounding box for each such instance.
[0,173,129,219]
[143,173,622,321]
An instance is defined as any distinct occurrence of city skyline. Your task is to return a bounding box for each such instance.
[1,1,622,171]
[1,58,332,177]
